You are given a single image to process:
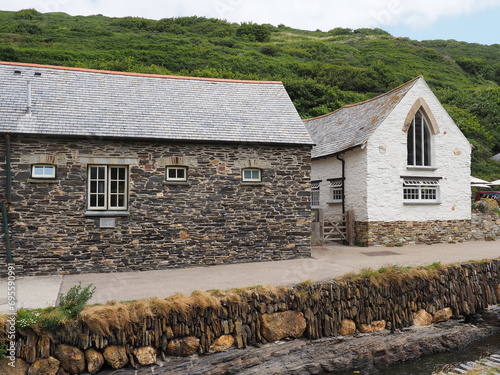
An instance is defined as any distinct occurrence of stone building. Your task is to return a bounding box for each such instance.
[305,77,472,246]
[0,62,313,276]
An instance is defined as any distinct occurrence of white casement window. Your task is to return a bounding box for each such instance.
[31,165,56,178]
[166,166,187,182]
[329,180,343,203]
[311,181,320,207]
[242,168,262,182]
[403,179,440,203]
[407,111,432,167]
[88,165,128,210]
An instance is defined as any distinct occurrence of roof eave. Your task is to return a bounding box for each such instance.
[312,143,364,160]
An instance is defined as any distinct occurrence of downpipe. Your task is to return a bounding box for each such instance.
[336,153,346,215]
[1,203,11,263]
[2,134,12,263]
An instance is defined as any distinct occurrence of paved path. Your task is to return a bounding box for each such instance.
[1,240,498,313]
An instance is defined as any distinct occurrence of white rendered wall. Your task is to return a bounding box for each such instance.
[311,147,368,221]
[365,78,471,222]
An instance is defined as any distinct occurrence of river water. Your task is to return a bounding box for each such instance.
[332,333,500,375]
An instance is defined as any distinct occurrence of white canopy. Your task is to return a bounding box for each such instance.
[471,176,491,185]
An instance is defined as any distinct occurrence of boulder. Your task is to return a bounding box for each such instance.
[103,345,128,369]
[371,320,386,332]
[133,346,157,366]
[358,323,372,333]
[0,358,30,375]
[433,308,453,324]
[339,319,356,335]
[85,349,104,374]
[166,337,200,357]
[413,309,433,326]
[27,357,60,375]
[55,344,85,374]
[209,335,235,353]
[259,311,307,342]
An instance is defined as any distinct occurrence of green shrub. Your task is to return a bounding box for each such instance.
[14,8,41,20]
[236,22,271,42]
[59,283,96,318]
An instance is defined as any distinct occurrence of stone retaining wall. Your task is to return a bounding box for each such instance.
[2,260,499,374]
[471,212,500,240]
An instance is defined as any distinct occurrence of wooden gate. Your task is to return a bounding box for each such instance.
[322,210,355,245]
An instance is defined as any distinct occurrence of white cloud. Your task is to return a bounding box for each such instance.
[2,0,500,32]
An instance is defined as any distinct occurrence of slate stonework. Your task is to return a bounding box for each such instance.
[0,135,311,276]
[355,219,473,246]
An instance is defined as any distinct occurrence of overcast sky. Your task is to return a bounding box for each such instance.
[2,0,500,45]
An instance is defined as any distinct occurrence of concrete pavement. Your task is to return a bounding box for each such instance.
[1,240,499,313]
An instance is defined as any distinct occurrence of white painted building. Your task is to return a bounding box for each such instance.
[305,77,472,245]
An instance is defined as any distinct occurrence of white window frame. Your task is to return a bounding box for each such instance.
[31,164,56,179]
[242,168,262,182]
[88,165,128,211]
[403,179,440,203]
[407,111,433,167]
[329,180,343,203]
[166,166,188,182]
[311,181,320,208]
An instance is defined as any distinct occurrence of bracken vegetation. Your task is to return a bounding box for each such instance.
[1,9,500,178]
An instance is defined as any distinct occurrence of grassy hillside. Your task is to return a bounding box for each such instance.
[1,9,500,179]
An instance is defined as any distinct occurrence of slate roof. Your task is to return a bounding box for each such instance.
[304,77,421,159]
[0,62,313,145]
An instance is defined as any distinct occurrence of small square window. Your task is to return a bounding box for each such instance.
[329,180,343,203]
[242,168,261,182]
[166,166,187,182]
[31,165,56,179]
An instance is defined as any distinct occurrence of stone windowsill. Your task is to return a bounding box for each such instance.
[406,166,438,171]
[28,178,58,184]
[163,181,191,186]
[327,201,343,205]
[241,182,268,186]
[84,210,131,217]
[403,202,442,205]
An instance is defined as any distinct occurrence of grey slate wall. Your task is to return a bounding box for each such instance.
[0,135,312,276]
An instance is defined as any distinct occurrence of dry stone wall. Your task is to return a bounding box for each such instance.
[0,135,311,276]
[3,260,499,374]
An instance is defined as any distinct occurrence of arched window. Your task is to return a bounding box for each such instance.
[407,111,432,166]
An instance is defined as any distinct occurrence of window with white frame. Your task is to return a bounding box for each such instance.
[31,164,56,178]
[242,168,262,182]
[166,166,187,182]
[403,178,440,203]
[311,181,320,207]
[329,180,343,203]
[407,111,432,167]
[88,165,128,210]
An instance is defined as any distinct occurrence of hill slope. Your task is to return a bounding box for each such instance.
[1,9,499,179]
